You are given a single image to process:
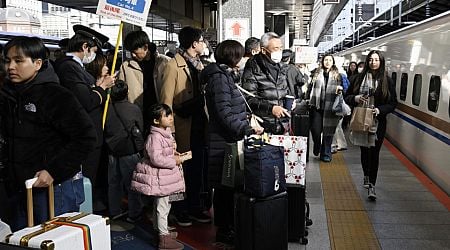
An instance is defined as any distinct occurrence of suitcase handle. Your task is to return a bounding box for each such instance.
[25,178,55,227]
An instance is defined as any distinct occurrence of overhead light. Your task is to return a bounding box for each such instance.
[83,6,98,9]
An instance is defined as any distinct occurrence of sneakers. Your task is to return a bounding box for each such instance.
[331,145,338,154]
[320,156,332,162]
[189,211,212,223]
[173,213,193,227]
[368,184,377,201]
[159,234,183,250]
[363,176,370,189]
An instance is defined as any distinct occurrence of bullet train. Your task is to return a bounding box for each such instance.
[336,10,450,195]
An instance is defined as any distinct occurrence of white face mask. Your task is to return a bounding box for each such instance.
[270,50,282,63]
[82,50,96,64]
[357,67,363,73]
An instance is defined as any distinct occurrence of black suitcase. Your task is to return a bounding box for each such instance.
[287,186,311,244]
[292,104,310,162]
[235,192,288,250]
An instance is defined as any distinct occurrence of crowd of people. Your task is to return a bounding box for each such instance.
[0,24,396,249]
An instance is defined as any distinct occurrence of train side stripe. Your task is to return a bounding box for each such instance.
[392,110,450,146]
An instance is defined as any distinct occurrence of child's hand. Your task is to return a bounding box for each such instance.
[175,155,182,166]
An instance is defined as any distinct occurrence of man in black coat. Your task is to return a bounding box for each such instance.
[242,32,291,134]
[54,26,114,208]
[0,37,97,230]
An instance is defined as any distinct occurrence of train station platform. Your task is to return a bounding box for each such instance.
[110,138,450,250]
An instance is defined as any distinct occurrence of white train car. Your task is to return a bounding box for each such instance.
[337,10,450,195]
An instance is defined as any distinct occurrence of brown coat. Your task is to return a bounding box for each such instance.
[160,53,194,152]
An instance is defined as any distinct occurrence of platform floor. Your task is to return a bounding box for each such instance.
[110,138,450,250]
[300,139,450,250]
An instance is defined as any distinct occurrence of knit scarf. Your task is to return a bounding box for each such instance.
[179,49,204,72]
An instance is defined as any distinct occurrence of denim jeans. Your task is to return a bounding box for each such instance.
[108,153,142,218]
[9,177,84,231]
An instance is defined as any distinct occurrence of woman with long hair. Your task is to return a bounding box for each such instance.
[309,54,344,162]
[344,50,397,200]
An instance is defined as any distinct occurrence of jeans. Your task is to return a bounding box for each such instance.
[108,153,142,218]
[9,177,84,231]
[360,120,387,186]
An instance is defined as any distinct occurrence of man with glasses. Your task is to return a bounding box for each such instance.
[242,32,291,134]
[160,26,211,227]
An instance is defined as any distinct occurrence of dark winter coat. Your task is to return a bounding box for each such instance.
[344,73,398,138]
[285,64,307,99]
[0,64,97,191]
[241,53,289,124]
[55,56,106,147]
[104,100,144,156]
[201,63,253,187]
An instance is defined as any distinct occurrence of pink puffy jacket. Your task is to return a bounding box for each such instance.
[131,126,185,196]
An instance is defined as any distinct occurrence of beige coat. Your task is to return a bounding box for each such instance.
[118,54,170,111]
[119,60,144,110]
[160,53,194,152]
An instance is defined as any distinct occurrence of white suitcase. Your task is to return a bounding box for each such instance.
[5,178,110,250]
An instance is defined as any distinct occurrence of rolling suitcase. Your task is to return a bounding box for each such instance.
[287,186,309,244]
[6,178,111,250]
[235,192,288,250]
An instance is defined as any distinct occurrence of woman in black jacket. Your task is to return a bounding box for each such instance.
[201,40,263,245]
[344,50,397,201]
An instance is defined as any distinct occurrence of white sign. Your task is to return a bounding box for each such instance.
[96,0,152,27]
[294,46,318,64]
[224,18,249,44]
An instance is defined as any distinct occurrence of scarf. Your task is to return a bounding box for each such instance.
[350,73,378,147]
[179,49,204,72]
[309,69,342,136]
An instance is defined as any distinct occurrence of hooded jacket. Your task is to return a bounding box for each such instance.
[0,64,97,190]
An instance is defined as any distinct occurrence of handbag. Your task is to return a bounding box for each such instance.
[244,139,286,198]
[349,105,375,132]
[221,141,244,188]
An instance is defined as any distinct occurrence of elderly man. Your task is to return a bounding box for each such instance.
[242,32,292,134]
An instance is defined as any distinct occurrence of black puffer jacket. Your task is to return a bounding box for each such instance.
[201,63,253,187]
[0,64,97,190]
[241,53,289,123]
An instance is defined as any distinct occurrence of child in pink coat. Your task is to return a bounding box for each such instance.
[131,104,187,250]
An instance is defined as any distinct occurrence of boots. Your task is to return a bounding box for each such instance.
[159,234,184,250]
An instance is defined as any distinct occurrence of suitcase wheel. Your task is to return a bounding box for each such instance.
[304,230,309,236]
[306,218,313,226]
[300,237,308,245]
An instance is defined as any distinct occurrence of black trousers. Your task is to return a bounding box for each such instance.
[213,186,234,230]
[360,120,386,186]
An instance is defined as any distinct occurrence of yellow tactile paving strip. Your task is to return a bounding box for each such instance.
[320,153,381,250]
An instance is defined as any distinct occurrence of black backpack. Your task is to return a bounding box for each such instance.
[106,103,145,156]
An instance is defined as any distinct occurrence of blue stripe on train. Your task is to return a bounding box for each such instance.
[392,110,450,146]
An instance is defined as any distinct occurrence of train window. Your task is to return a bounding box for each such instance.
[427,75,441,112]
[391,72,397,88]
[412,74,422,106]
[400,73,408,101]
